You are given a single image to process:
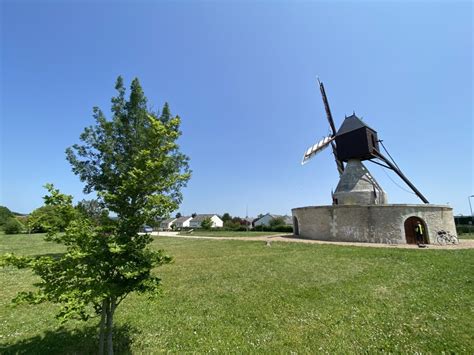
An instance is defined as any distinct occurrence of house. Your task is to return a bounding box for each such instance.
[243,217,254,229]
[173,216,193,229]
[189,214,224,228]
[253,213,293,227]
[160,218,176,230]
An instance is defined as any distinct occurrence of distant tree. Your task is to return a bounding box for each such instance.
[231,217,244,225]
[175,212,182,218]
[221,213,232,223]
[192,213,197,218]
[3,217,23,234]
[15,215,31,233]
[224,220,239,230]
[269,216,286,228]
[29,198,76,233]
[0,206,14,227]
[201,217,213,230]
[2,77,190,354]
[76,199,110,226]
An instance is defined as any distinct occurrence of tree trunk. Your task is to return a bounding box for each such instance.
[106,297,116,355]
[98,299,107,355]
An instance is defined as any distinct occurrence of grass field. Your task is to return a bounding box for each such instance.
[459,232,474,239]
[1,233,473,353]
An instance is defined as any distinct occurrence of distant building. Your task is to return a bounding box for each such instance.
[243,217,254,229]
[253,213,293,227]
[160,218,176,230]
[189,214,224,228]
[173,216,193,229]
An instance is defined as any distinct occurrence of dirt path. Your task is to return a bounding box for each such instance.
[159,233,474,250]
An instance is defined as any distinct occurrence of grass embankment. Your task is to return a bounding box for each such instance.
[178,230,287,237]
[1,233,473,353]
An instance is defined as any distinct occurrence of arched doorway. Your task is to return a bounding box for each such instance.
[293,216,299,236]
[404,216,428,244]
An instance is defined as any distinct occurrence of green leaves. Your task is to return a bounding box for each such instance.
[67,79,191,226]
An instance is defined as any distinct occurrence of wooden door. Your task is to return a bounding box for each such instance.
[404,217,428,244]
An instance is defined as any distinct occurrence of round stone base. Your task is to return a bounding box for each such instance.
[291,204,456,244]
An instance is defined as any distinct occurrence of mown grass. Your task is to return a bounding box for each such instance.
[178,230,286,237]
[0,233,473,353]
[459,232,474,239]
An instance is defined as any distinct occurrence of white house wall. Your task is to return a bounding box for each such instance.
[211,215,224,228]
[176,218,192,228]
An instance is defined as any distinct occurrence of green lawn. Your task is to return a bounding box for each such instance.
[459,232,474,240]
[178,230,287,237]
[1,233,473,353]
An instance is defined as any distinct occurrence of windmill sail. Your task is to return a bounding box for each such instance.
[302,135,335,165]
[318,80,344,175]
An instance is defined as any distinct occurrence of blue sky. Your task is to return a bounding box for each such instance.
[1,1,472,217]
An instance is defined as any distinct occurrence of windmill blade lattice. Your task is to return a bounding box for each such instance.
[302,135,335,165]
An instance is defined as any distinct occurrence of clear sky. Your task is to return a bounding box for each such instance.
[1,1,472,218]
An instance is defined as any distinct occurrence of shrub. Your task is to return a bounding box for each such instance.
[29,205,76,233]
[201,217,213,230]
[253,224,293,233]
[456,225,473,235]
[271,225,293,233]
[223,221,242,230]
[3,218,23,234]
[269,217,286,228]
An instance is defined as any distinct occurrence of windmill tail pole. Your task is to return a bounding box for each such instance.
[374,150,430,204]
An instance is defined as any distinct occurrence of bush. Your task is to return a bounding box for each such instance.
[253,224,293,233]
[29,205,75,233]
[3,218,23,234]
[456,224,473,235]
[271,225,293,233]
[269,217,286,228]
[223,221,243,231]
[201,217,213,230]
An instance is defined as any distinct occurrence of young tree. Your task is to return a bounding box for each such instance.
[269,216,286,228]
[201,217,213,230]
[221,212,232,223]
[2,77,191,354]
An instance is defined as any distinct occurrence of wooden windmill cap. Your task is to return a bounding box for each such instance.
[336,113,376,136]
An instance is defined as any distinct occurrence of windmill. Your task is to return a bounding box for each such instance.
[302,79,429,205]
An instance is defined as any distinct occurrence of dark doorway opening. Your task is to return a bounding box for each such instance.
[404,216,429,244]
[293,216,299,236]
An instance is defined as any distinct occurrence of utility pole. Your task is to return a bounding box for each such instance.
[246,204,249,232]
[469,195,474,232]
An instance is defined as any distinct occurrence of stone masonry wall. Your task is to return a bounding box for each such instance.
[292,204,456,244]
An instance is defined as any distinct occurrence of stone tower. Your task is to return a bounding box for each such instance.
[332,159,387,205]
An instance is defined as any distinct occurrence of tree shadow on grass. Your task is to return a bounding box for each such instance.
[34,252,66,259]
[0,324,134,354]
